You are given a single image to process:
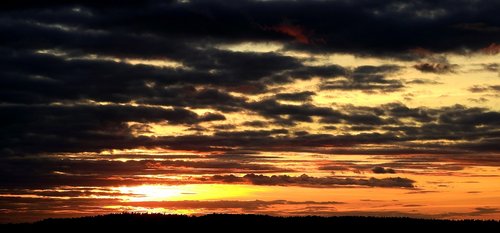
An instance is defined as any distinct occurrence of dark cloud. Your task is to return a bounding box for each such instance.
[212,124,237,130]
[372,167,396,174]
[147,103,500,155]
[343,113,386,125]
[242,120,268,128]
[317,165,350,171]
[0,104,224,155]
[0,157,290,188]
[468,85,500,93]
[2,100,498,157]
[406,78,442,85]
[286,65,346,79]
[193,104,500,154]
[214,129,288,138]
[205,173,415,188]
[471,207,499,216]
[124,199,343,211]
[382,102,434,122]
[0,196,118,223]
[437,105,500,126]
[482,63,499,72]
[413,62,458,73]
[0,47,305,104]
[468,97,489,103]
[453,22,500,33]
[320,65,404,92]
[199,112,226,122]
[246,98,409,127]
[350,125,377,131]
[317,157,473,176]
[246,99,340,124]
[136,87,248,112]
[274,91,315,102]
[159,131,399,153]
[3,0,498,60]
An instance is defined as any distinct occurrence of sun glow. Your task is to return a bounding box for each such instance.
[114,184,265,202]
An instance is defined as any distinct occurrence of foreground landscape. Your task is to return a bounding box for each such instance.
[1,213,499,231]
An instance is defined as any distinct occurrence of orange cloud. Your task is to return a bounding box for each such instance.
[481,43,500,55]
[271,24,310,44]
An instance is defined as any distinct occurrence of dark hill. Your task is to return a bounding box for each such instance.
[1,213,498,231]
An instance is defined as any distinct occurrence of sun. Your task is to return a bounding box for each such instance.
[116,185,186,202]
[114,184,265,202]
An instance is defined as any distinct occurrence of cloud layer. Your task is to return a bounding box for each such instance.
[1,0,499,222]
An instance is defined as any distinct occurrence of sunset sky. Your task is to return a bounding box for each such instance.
[1,0,499,223]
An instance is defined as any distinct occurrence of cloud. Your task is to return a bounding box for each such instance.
[214,129,289,138]
[0,104,226,155]
[274,91,315,102]
[160,131,403,154]
[2,99,499,157]
[268,24,311,44]
[156,103,500,155]
[246,99,341,125]
[482,63,499,72]
[406,78,442,85]
[481,43,500,55]
[242,120,269,128]
[124,199,343,211]
[317,165,351,171]
[468,85,500,93]
[471,207,499,216]
[137,87,248,112]
[0,157,291,188]
[413,62,457,74]
[320,65,404,92]
[372,167,396,174]
[198,112,226,122]
[454,23,500,33]
[205,173,415,188]
[3,0,499,60]
[0,196,118,223]
[468,97,489,103]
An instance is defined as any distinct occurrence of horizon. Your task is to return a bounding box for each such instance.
[1,0,499,223]
[5,212,500,225]
[4,213,500,231]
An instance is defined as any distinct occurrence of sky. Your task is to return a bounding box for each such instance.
[1,0,500,223]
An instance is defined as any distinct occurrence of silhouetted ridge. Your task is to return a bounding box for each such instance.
[1,213,498,231]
